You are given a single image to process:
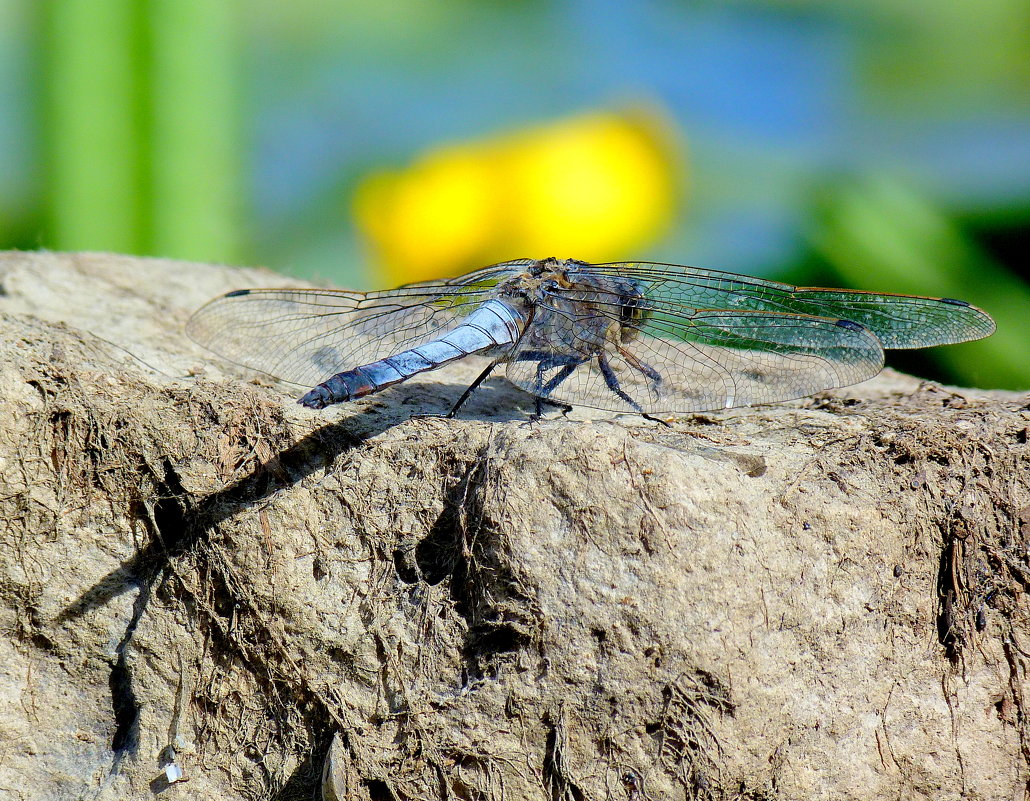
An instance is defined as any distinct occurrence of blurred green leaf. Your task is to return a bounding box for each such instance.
[44,0,143,252]
[41,0,242,262]
[149,1,241,263]
[810,175,1028,390]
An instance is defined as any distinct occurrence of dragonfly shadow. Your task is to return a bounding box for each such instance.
[59,373,534,626]
[58,414,384,619]
[54,402,399,760]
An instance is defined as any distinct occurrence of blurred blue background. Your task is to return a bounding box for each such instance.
[0,0,1027,388]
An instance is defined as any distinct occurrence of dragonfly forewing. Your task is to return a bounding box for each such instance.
[586,262,996,349]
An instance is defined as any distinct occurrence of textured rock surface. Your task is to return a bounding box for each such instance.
[0,250,1027,801]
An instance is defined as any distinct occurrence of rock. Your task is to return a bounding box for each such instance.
[0,250,1027,801]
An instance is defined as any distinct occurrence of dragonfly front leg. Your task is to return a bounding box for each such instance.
[617,344,662,386]
[597,351,670,426]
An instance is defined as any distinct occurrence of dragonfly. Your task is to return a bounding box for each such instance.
[186,257,995,419]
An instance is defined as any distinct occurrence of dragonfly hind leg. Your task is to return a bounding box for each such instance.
[408,359,503,420]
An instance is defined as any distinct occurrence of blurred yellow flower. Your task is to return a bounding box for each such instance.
[353,107,683,286]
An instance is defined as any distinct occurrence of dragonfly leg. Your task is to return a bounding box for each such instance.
[510,350,582,420]
[533,395,573,420]
[597,351,645,412]
[616,345,662,385]
[512,349,585,397]
[443,359,503,418]
[597,351,671,426]
[534,363,579,419]
[514,350,556,361]
[538,361,579,396]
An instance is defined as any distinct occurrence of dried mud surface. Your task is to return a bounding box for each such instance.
[0,250,1028,801]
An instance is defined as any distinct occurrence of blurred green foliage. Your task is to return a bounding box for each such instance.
[810,176,1026,389]
[42,0,241,263]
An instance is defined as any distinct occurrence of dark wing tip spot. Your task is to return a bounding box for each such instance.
[939,297,970,307]
[835,318,865,332]
[225,289,251,298]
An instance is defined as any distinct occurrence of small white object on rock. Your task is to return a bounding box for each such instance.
[164,763,184,784]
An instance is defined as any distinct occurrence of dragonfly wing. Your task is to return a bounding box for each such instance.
[187,261,527,387]
[584,262,996,348]
[505,291,885,414]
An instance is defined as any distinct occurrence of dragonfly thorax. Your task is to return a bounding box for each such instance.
[493,260,651,355]
[495,266,571,310]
